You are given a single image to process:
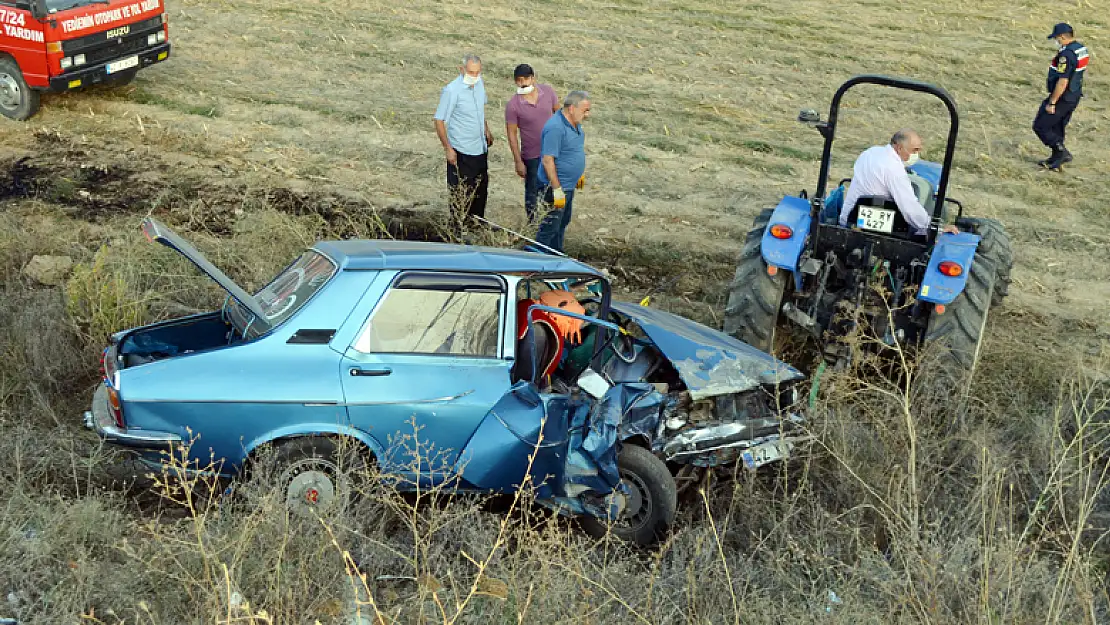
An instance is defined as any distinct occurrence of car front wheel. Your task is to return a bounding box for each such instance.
[581,444,677,546]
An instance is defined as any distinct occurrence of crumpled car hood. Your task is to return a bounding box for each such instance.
[609,302,804,400]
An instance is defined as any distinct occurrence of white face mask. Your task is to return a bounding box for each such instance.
[905,153,920,167]
[462,74,481,86]
[516,84,535,95]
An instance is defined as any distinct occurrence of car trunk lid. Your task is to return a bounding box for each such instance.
[141,217,270,329]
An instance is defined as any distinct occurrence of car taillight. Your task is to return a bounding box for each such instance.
[107,386,124,429]
[938,261,963,277]
[770,224,793,239]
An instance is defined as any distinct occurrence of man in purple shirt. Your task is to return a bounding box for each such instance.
[505,64,559,222]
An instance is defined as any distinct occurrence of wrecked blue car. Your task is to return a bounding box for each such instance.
[84,217,807,544]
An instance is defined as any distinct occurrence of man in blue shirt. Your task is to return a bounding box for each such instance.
[1034,23,1089,170]
[434,54,495,231]
[536,91,591,253]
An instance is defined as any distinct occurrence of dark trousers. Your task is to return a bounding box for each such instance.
[523,157,542,222]
[536,186,574,253]
[447,151,488,225]
[1033,97,1079,148]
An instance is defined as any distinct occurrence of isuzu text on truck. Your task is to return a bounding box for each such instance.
[0,0,169,120]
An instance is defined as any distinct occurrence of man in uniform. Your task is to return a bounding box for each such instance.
[1033,23,1089,170]
[434,54,495,230]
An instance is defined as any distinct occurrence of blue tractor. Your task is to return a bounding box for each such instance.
[723,75,1013,375]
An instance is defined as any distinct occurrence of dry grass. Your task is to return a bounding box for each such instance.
[0,0,1109,621]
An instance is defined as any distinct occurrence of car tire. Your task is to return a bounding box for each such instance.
[723,208,788,353]
[261,437,370,517]
[0,56,41,121]
[581,444,677,546]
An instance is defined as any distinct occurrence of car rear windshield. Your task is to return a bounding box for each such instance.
[230,250,337,338]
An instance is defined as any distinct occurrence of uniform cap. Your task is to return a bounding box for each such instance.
[1048,23,1073,39]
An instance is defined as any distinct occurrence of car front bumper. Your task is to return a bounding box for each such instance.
[83,383,182,450]
[48,43,171,92]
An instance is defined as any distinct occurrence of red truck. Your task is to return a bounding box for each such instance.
[0,0,169,120]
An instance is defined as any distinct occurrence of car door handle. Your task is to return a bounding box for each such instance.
[349,367,392,377]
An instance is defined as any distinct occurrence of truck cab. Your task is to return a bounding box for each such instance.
[0,0,169,120]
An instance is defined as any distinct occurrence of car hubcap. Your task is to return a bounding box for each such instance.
[282,459,343,514]
[618,469,651,530]
[0,73,21,110]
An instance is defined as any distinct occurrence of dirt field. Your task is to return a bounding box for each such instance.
[1,0,1108,622]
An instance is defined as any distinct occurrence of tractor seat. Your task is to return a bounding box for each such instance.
[843,196,916,240]
[906,172,935,213]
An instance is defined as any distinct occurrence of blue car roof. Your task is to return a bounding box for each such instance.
[313,239,605,276]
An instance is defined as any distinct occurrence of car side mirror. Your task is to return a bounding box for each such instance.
[30,0,48,19]
[798,109,821,124]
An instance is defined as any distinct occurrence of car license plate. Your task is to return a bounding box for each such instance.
[741,440,793,469]
[856,206,897,233]
[106,55,139,74]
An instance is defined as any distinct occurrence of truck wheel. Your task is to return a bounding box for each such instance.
[956,217,1013,306]
[581,444,677,546]
[924,257,996,378]
[258,437,369,517]
[0,57,41,121]
[724,208,788,352]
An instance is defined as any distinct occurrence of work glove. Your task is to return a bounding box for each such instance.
[552,187,567,209]
[576,175,585,190]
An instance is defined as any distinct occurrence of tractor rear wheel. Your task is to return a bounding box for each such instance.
[723,209,788,353]
[923,256,996,378]
[956,217,1013,306]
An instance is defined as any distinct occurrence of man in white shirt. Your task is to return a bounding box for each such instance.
[838,129,958,236]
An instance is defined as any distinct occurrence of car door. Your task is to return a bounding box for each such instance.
[340,271,513,487]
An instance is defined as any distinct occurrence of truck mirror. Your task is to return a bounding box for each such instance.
[30,0,48,19]
[798,109,821,124]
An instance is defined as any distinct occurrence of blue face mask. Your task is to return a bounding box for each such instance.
[462,74,481,86]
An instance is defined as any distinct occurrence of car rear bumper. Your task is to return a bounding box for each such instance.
[47,43,171,93]
[83,383,181,450]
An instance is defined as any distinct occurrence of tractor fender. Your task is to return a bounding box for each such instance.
[760,196,812,287]
[918,231,981,305]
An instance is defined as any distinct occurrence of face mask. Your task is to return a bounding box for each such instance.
[462,74,481,86]
[905,153,920,167]
[516,85,535,95]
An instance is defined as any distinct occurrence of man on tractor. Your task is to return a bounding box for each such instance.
[838,129,959,239]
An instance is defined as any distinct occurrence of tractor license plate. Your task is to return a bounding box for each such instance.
[106,55,139,74]
[741,440,793,470]
[857,206,896,233]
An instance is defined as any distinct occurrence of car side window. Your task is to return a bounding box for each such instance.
[353,283,503,358]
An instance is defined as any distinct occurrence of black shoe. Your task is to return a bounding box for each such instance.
[1038,147,1061,168]
[1045,145,1073,170]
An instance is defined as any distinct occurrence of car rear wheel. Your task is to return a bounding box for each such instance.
[724,208,788,353]
[581,444,677,546]
[261,437,369,517]
[0,57,40,121]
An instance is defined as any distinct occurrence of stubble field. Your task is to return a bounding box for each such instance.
[0,0,1108,622]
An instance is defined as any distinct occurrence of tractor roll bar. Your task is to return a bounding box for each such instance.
[814,74,959,223]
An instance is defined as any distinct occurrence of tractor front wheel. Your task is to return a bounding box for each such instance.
[724,208,788,353]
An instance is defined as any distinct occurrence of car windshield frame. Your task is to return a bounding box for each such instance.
[226,249,338,340]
